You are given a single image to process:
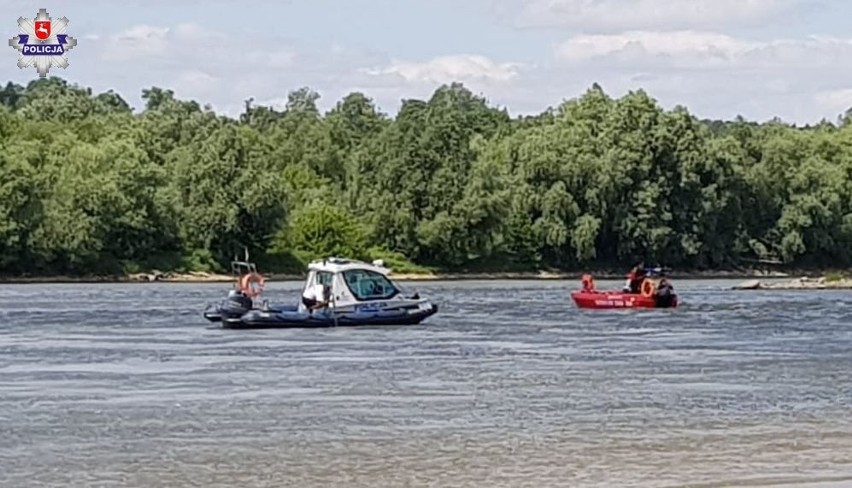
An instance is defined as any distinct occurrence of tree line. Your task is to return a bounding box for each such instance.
[1,77,851,276]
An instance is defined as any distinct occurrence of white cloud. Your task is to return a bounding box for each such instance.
[362,55,522,85]
[173,70,220,97]
[83,23,303,114]
[101,23,236,64]
[346,55,527,113]
[554,31,852,71]
[506,0,803,31]
[102,25,170,61]
[815,88,852,116]
[3,14,850,128]
[542,30,852,123]
[555,31,753,67]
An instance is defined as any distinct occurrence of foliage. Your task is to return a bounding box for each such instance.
[2,76,852,276]
[272,201,370,264]
[825,272,845,283]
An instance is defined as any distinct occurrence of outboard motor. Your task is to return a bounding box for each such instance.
[220,289,253,318]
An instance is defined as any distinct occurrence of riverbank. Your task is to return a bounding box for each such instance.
[732,276,852,290]
[0,267,831,284]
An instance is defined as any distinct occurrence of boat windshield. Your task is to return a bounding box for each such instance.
[342,269,399,301]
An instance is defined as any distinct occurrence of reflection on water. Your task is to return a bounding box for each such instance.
[1,279,851,487]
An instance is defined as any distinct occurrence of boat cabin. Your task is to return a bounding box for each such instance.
[299,257,403,311]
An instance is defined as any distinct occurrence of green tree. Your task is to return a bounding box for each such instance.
[1,76,852,277]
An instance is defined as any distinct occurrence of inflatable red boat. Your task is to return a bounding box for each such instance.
[570,274,678,309]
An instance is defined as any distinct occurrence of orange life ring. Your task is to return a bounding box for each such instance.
[239,272,265,298]
[641,278,656,297]
[581,273,595,291]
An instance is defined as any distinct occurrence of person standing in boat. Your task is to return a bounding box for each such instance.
[302,281,331,314]
[623,262,647,293]
[622,270,633,292]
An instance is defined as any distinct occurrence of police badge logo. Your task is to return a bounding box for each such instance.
[8,8,77,78]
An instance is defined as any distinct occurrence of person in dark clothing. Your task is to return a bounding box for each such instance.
[654,278,675,308]
[623,262,645,293]
[628,263,647,294]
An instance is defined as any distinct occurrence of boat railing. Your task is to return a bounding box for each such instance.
[230,260,258,276]
[228,256,266,305]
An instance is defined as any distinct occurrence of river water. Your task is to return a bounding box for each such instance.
[1,279,851,487]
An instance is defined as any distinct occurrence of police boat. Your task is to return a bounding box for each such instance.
[203,257,439,329]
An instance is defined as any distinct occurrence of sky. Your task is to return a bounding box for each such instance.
[1,0,852,124]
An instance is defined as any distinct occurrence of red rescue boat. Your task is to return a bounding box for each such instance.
[570,273,679,309]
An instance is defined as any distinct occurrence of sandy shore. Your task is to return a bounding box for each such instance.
[388,269,792,281]
[0,268,811,284]
[732,276,852,290]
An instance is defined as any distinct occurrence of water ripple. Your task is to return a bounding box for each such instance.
[0,280,850,487]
